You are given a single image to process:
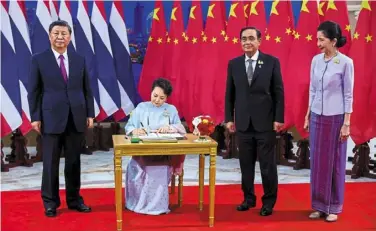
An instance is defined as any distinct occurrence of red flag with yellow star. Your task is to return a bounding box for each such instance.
[137,0,167,101]
[212,0,246,122]
[225,0,246,57]
[261,0,294,83]
[320,0,352,55]
[287,0,320,138]
[194,1,226,123]
[260,0,294,127]
[349,0,376,144]
[247,0,267,38]
[179,1,204,121]
[163,0,184,111]
[370,1,376,140]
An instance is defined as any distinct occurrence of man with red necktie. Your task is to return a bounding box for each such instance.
[28,20,94,217]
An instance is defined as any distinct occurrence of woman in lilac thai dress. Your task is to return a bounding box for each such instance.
[124,78,186,215]
[304,21,354,222]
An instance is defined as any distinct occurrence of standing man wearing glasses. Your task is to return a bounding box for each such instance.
[225,27,284,216]
[28,20,94,217]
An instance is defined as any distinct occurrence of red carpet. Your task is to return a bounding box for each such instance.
[1,183,376,231]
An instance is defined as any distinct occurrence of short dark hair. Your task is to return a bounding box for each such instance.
[152,78,173,97]
[240,26,262,40]
[317,21,346,48]
[49,20,72,34]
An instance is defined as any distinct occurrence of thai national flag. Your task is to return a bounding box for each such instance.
[91,0,121,121]
[109,1,137,121]
[1,2,23,137]
[59,0,76,52]
[31,0,52,54]
[49,0,59,21]
[75,0,100,117]
[9,0,33,135]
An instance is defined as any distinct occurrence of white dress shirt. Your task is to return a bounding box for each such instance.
[245,50,259,73]
[52,48,69,78]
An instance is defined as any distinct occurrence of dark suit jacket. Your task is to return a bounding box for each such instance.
[28,49,94,134]
[225,51,284,132]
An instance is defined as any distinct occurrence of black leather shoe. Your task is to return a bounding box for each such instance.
[260,207,273,216]
[68,203,92,213]
[45,208,57,217]
[236,201,256,211]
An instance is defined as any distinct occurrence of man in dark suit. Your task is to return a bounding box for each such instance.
[28,20,94,217]
[225,27,284,216]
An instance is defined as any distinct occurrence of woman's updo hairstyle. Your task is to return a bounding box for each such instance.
[317,20,347,48]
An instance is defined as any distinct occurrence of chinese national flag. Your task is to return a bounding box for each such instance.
[370,2,376,140]
[349,0,376,144]
[194,1,226,123]
[288,0,320,138]
[320,0,352,55]
[179,1,203,121]
[213,0,246,122]
[247,0,267,38]
[137,1,166,101]
[224,0,246,58]
[163,0,184,111]
[261,0,294,127]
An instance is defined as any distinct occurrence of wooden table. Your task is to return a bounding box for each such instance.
[112,134,218,231]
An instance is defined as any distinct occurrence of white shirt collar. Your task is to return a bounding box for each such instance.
[245,50,259,62]
[52,48,68,61]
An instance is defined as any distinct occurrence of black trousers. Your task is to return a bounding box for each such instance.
[41,112,84,209]
[237,120,278,209]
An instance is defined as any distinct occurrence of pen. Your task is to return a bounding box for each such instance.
[140,122,148,134]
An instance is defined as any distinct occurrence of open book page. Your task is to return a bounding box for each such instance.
[139,133,183,139]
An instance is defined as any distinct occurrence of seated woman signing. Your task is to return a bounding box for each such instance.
[124,78,186,215]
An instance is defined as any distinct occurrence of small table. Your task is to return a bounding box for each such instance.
[112,134,218,231]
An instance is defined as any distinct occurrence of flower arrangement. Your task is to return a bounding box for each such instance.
[189,115,216,142]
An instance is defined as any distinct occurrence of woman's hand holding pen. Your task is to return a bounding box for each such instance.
[133,128,147,136]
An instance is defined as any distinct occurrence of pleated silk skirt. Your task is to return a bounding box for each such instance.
[309,112,347,214]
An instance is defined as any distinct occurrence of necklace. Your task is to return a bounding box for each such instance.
[324,50,338,61]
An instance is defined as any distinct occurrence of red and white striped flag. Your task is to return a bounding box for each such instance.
[1,2,23,137]
[9,0,33,135]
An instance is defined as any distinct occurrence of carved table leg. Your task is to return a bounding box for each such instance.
[346,143,376,179]
[114,152,123,231]
[15,131,33,167]
[293,139,310,170]
[199,154,205,211]
[94,123,109,151]
[5,132,16,163]
[1,140,9,172]
[209,147,217,227]
[7,130,33,168]
[276,132,296,166]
